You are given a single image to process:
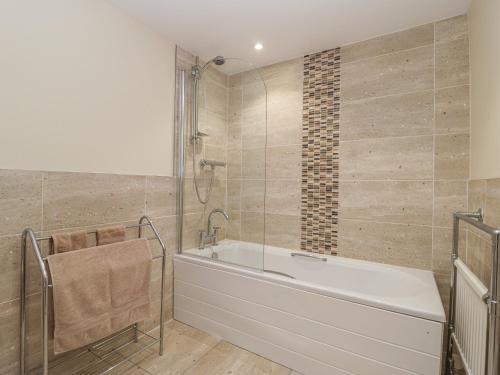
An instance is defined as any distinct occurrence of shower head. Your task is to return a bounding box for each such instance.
[198,56,226,74]
[212,56,226,66]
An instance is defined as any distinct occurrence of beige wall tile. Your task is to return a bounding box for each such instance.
[265,214,300,250]
[145,215,178,256]
[339,180,433,225]
[266,145,301,180]
[433,180,468,228]
[465,230,492,286]
[266,80,303,113]
[198,110,227,148]
[228,118,242,150]
[342,24,434,64]
[341,45,434,101]
[241,106,266,150]
[0,169,42,236]
[242,148,265,179]
[434,272,451,317]
[433,227,466,274]
[468,179,487,213]
[227,180,241,211]
[339,136,433,180]
[227,149,242,179]
[199,79,228,118]
[240,212,264,245]
[435,85,470,134]
[242,81,267,110]
[183,142,203,179]
[226,211,241,240]
[435,37,470,89]
[0,236,41,304]
[183,177,221,215]
[265,179,301,216]
[43,172,146,231]
[434,134,470,180]
[485,178,500,228]
[259,57,303,83]
[182,212,205,250]
[338,219,432,269]
[228,86,242,112]
[435,14,468,44]
[267,107,302,147]
[340,91,434,141]
[0,295,43,374]
[241,179,265,213]
[145,176,176,218]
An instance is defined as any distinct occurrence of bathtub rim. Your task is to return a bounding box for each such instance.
[174,251,446,323]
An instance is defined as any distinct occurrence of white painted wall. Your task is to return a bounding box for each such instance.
[469,0,500,180]
[0,0,176,176]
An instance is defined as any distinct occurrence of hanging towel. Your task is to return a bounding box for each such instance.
[51,230,88,254]
[96,225,126,245]
[47,238,152,354]
[49,230,89,338]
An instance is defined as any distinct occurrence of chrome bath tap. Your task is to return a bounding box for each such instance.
[199,208,229,249]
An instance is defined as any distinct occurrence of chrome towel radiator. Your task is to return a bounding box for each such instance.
[447,210,500,375]
[20,216,168,375]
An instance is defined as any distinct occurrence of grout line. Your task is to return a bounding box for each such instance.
[431,21,437,271]
[40,172,45,234]
[340,83,470,106]
[466,15,472,263]
[342,130,470,143]
[341,88,435,105]
[339,217,455,230]
[339,131,470,144]
[144,176,148,216]
[341,42,435,67]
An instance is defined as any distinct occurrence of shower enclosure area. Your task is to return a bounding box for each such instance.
[176,48,269,270]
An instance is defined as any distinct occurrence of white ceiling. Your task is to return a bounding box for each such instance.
[110,0,471,74]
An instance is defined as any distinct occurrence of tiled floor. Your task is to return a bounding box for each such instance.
[107,320,299,375]
[39,320,464,375]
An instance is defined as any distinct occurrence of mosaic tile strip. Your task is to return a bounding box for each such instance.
[301,48,341,254]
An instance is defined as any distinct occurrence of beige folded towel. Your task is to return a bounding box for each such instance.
[96,225,126,245]
[51,230,88,254]
[49,230,89,338]
[47,238,152,354]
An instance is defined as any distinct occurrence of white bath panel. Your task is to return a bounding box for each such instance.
[174,249,444,375]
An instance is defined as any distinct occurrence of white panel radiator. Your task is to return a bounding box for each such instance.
[454,258,489,375]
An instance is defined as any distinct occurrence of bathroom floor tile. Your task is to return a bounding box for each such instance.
[181,341,291,375]
[128,320,220,375]
[122,320,293,375]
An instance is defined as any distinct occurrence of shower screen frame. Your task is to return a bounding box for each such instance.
[174,52,268,272]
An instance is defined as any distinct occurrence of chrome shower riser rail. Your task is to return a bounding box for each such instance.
[20,215,167,375]
[446,209,500,375]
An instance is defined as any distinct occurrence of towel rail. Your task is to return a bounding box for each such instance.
[446,209,500,375]
[20,216,167,375]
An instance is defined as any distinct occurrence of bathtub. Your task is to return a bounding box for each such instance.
[174,240,446,375]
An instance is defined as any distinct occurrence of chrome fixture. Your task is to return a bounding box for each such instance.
[199,208,229,249]
[446,208,500,375]
[190,55,226,205]
[291,252,328,262]
[199,159,226,168]
[20,217,168,375]
[191,56,226,143]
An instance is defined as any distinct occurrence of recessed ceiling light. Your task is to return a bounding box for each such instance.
[254,43,263,50]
